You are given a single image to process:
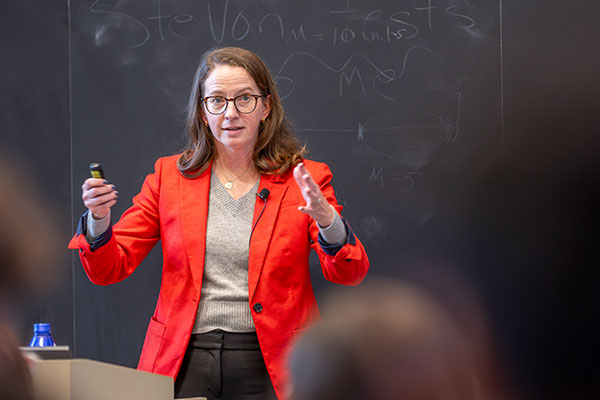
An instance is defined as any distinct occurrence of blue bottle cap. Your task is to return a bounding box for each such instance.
[33,323,52,333]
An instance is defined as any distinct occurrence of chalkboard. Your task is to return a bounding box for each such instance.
[69,0,501,367]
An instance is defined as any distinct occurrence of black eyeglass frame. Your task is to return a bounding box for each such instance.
[201,94,269,115]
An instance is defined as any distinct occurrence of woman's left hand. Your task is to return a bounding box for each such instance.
[293,162,335,227]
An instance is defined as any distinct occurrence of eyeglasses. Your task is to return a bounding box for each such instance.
[201,94,268,115]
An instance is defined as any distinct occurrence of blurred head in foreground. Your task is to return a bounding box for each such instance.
[0,322,32,400]
[0,152,59,400]
[0,152,59,307]
[287,280,502,400]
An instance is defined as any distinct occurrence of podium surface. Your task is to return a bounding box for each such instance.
[30,358,173,400]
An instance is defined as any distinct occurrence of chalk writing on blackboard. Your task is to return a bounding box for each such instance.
[88,0,479,49]
[273,46,457,101]
[368,167,423,192]
[83,0,482,195]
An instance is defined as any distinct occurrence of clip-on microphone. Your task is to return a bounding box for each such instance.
[249,189,270,245]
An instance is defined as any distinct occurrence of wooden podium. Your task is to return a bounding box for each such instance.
[29,359,206,400]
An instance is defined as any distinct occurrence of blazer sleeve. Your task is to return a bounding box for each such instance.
[68,158,163,285]
[307,162,369,286]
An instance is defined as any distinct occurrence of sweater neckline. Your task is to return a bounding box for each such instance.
[210,171,260,214]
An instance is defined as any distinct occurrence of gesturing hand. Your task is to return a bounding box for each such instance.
[293,163,335,227]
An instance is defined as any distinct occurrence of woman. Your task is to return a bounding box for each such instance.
[69,47,369,399]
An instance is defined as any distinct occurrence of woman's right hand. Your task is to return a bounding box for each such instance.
[81,178,118,220]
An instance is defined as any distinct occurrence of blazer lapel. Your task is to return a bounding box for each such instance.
[248,173,288,302]
[180,164,212,297]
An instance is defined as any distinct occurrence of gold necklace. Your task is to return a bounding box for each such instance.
[216,160,253,190]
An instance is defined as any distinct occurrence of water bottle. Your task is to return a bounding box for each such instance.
[29,323,56,347]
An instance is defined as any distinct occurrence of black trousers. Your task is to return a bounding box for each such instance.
[174,330,278,400]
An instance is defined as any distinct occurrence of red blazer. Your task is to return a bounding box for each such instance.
[69,154,369,399]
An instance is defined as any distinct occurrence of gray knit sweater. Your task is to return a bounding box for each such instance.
[193,173,259,333]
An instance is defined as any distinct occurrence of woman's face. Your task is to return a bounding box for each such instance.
[201,64,271,157]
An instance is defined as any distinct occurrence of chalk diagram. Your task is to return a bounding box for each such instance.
[273,46,463,170]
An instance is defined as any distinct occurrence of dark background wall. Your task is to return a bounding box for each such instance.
[1,1,599,398]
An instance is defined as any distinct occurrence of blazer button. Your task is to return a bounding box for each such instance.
[253,303,263,313]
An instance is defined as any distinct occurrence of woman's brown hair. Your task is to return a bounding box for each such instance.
[177,47,305,178]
